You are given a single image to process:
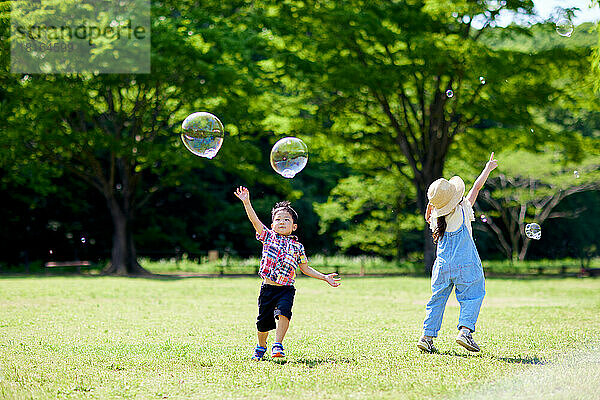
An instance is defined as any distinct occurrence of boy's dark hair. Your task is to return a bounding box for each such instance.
[271,201,298,224]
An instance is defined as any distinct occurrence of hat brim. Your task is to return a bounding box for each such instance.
[430,176,465,218]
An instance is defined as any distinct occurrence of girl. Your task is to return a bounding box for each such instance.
[418,153,498,353]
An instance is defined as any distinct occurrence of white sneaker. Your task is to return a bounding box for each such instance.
[456,330,480,352]
[417,336,437,353]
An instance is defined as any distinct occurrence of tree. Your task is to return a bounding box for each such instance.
[261,0,587,271]
[477,148,600,261]
[2,0,274,274]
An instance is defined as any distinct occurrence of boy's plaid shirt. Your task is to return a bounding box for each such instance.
[256,226,308,286]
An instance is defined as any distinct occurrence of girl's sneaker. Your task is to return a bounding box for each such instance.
[456,330,480,352]
[251,345,267,361]
[417,336,437,353]
[271,342,285,358]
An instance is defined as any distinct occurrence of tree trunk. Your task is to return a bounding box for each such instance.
[416,172,439,275]
[518,237,532,261]
[102,197,150,275]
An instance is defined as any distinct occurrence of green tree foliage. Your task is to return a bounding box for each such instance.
[1,1,599,272]
[1,0,283,274]
[259,0,596,270]
[477,148,600,261]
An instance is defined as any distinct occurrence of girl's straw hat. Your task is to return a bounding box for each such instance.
[427,176,465,218]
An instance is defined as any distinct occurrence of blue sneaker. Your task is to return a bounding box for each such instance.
[271,342,285,358]
[251,345,267,361]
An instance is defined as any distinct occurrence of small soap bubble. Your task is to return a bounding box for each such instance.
[574,170,579,178]
[479,76,486,85]
[556,19,574,37]
[49,249,53,255]
[530,128,534,133]
[80,237,86,244]
[270,137,308,178]
[525,223,541,240]
[446,89,454,98]
[181,112,224,159]
[480,215,488,223]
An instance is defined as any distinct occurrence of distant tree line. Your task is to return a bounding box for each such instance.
[1,1,598,273]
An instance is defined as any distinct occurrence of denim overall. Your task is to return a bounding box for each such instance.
[423,208,485,337]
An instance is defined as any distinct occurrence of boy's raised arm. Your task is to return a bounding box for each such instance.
[466,152,498,206]
[234,186,264,236]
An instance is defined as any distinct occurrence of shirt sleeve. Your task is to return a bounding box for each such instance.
[463,198,475,222]
[297,243,308,265]
[256,226,273,243]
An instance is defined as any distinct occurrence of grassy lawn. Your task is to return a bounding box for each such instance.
[138,256,599,276]
[1,275,599,399]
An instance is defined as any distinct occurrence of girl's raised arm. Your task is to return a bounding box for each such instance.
[466,152,498,206]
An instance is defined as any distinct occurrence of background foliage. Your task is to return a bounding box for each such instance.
[0,1,598,272]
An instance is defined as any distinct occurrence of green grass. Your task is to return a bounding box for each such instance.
[141,254,421,276]
[141,255,600,276]
[1,276,599,399]
[3,256,599,277]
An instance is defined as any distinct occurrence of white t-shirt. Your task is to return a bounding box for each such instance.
[428,198,475,237]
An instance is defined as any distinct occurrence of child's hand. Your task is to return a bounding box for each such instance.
[324,273,341,287]
[234,186,250,203]
[485,152,498,172]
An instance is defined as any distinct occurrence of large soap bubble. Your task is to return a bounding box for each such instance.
[181,112,224,159]
[525,223,541,240]
[270,137,308,178]
[556,19,574,37]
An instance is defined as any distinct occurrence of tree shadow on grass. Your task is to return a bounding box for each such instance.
[433,350,545,365]
[269,357,356,367]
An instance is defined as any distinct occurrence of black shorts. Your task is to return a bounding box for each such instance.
[256,284,296,332]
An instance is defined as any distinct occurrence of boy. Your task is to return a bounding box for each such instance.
[234,186,341,360]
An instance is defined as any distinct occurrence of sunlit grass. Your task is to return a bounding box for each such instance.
[0,276,599,399]
[141,255,598,276]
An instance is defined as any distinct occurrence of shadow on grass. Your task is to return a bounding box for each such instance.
[491,355,545,365]
[433,350,545,365]
[435,350,484,359]
[268,357,356,367]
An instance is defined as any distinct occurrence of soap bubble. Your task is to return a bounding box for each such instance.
[480,214,488,223]
[479,76,486,85]
[446,89,454,98]
[556,19,573,37]
[574,170,580,178]
[270,137,308,178]
[525,223,541,240]
[181,112,224,159]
